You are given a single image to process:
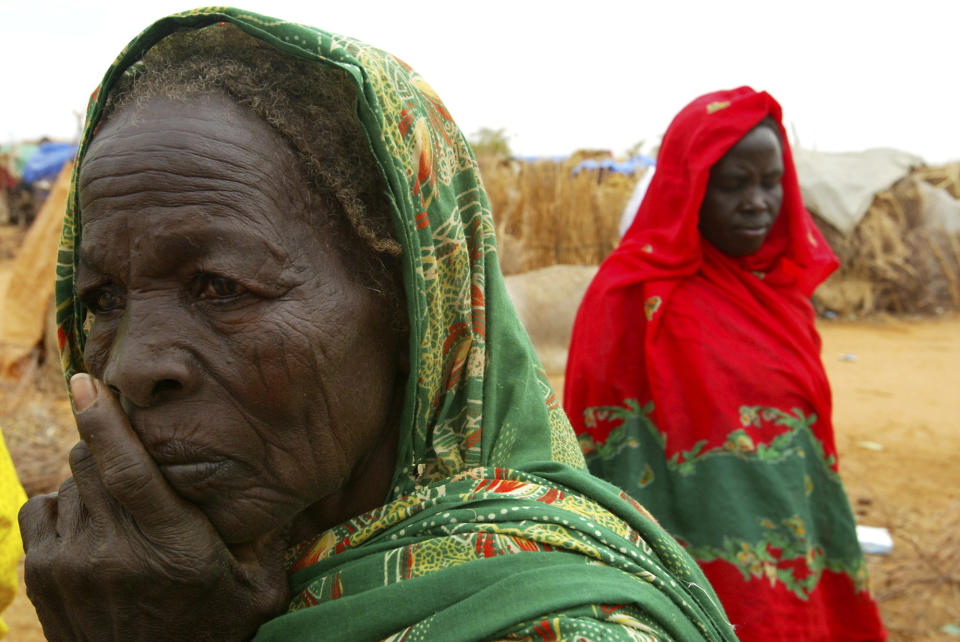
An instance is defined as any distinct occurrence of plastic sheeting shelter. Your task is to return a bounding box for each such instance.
[21,142,77,185]
[794,147,924,236]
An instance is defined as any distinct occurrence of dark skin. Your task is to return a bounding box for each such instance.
[699,125,785,256]
[18,93,408,641]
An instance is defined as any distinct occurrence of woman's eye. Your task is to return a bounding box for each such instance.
[83,285,125,315]
[714,176,746,192]
[200,275,247,299]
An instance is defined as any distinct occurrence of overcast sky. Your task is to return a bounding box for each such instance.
[2,0,957,163]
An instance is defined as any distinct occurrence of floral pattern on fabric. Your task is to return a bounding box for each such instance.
[579,401,873,601]
[285,466,727,640]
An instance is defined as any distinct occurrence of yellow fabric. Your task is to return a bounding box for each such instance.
[0,427,26,638]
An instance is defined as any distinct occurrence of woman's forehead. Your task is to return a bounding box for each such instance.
[84,92,287,171]
[78,93,314,248]
[713,127,783,172]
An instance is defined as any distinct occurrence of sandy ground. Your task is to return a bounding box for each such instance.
[1,219,957,638]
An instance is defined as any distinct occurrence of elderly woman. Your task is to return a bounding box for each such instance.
[18,9,737,641]
[564,88,886,640]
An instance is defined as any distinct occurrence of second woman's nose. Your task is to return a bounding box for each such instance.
[741,183,770,214]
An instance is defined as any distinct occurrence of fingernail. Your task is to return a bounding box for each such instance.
[70,373,97,412]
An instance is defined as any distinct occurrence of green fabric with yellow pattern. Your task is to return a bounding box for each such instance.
[55,8,737,640]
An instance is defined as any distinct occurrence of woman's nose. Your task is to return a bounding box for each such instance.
[741,184,769,212]
[102,304,197,408]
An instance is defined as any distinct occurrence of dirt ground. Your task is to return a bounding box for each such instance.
[0,223,958,639]
[820,317,960,640]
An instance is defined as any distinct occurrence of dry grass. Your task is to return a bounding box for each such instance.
[479,152,637,274]
[868,504,960,640]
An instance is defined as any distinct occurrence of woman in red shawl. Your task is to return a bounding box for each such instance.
[564,87,886,641]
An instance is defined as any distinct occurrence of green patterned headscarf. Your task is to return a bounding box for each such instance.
[56,8,737,640]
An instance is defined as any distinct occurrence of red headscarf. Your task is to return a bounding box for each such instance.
[565,86,839,460]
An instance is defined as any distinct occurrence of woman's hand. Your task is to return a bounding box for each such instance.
[18,374,290,641]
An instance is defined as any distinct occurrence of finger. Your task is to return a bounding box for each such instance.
[53,475,90,539]
[23,556,78,642]
[71,374,204,533]
[67,440,115,518]
[19,494,58,553]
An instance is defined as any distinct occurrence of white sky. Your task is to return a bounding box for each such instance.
[2,0,958,163]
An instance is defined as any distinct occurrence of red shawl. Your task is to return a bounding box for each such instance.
[566,87,838,453]
[565,88,886,641]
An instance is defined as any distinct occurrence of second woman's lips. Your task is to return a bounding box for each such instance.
[736,226,769,238]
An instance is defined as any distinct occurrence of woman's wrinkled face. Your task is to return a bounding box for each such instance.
[77,93,405,544]
[698,125,785,256]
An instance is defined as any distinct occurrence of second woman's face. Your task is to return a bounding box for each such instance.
[76,93,406,544]
[699,125,785,256]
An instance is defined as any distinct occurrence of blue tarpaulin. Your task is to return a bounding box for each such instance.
[21,142,77,184]
[571,154,656,176]
[514,154,569,164]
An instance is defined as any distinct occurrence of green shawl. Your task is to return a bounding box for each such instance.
[55,8,737,641]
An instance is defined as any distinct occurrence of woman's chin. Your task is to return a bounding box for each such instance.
[723,230,769,256]
[165,478,300,545]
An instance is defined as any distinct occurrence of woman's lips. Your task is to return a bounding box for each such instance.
[735,226,769,238]
[156,459,231,493]
[131,424,235,496]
